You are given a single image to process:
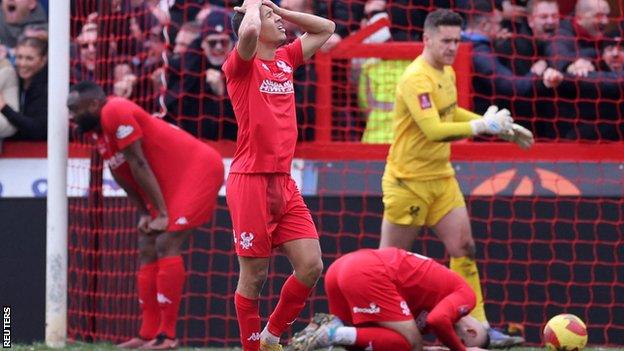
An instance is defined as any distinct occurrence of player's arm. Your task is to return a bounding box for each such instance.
[262,0,335,60]
[425,289,475,351]
[453,108,481,122]
[109,169,153,234]
[234,0,262,61]
[121,139,168,232]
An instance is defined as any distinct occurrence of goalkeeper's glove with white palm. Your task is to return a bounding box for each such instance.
[499,123,535,149]
[470,105,514,135]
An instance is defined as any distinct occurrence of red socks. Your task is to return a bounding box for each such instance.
[267,275,313,336]
[156,256,185,339]
[235,292,261,351]
[354,327,412,351]
[137,262,160,340]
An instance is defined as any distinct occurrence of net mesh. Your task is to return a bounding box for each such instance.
[66,0,624,347]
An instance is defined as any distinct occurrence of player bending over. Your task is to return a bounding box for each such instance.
[379,9,531,348]
[222,1,335,350]
[67,81,224,350]
[289,248,490,351]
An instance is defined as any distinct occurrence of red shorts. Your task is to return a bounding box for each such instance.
[226,173,318,257]
[156,147,224,232]
[324,250,414,325]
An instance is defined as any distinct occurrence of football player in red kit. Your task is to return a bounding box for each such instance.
[222,0,334,350]
[289,248,490,351]
[67,81,224,350]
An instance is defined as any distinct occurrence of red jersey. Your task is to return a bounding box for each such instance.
[96,97,224,231]
[327,248,475,351]
[222,39,304,174]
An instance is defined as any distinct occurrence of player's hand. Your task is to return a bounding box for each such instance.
[137,214,152,234]
[471,105,513,135]
[234,0,262,14]
[148,214,168,234]
[499,123,534,149]
[262,0,281,14]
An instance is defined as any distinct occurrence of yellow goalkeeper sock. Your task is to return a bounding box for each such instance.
[450,256,488,325]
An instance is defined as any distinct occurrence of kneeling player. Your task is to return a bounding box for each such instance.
[289,248,490,351]
[68,81,224,350]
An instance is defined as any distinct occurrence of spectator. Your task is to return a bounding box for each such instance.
[71,20,97,83]
[0,36,47,140]
[0,0,47,48]
[462,0,563,118]
[173,21,201,56]
[498,0,560,76]
[0,55,19,140]
[557,34,624,141]
[164,9,236,140]
[112,62,138,99]
[546,0,610,76]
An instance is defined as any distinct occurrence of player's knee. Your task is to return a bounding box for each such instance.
[137,239,157,264]
[448,238,476,258]
[296,257,323,286]
[238,262,269,295]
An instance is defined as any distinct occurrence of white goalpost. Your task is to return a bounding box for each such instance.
[45,0,70,347]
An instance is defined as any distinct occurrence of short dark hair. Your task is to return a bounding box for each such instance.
[526,0,558,16]
[16,36,47,57]
[231,11,244,38]
[70,80,106,101]
[466,0,495,27]
[424,9,464,32]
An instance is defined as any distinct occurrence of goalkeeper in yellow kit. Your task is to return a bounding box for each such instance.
[380,9,532,349]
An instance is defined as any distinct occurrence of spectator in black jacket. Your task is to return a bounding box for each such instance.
[462,0,563,116]
[498,0,559,76]
[164,9,236,140]
[0,36,47,140]
[557,34,624,141]
[546,0,610,77]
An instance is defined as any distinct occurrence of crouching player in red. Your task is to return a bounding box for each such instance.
[67,81,224,350]
[223,0,335,350]
[289,248,490,351]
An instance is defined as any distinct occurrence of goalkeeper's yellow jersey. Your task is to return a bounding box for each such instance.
[386,55,479,181]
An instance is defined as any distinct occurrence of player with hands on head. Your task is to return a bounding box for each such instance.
[223,1,335,350]
[67,81,224,350]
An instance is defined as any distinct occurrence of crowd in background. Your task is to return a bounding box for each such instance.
[0,0,622,145]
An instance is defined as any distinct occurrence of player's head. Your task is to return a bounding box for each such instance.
[67,81,107,134]
[423,9,463,67]
[231,4,287,47]
[454,315,490,348]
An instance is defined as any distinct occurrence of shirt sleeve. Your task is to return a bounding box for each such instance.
[101,99,143,150]
[399,74,474,141]
[426,286,476,351]
[282,38,304,69]
[222,46,255,80]
[454,108,481,122]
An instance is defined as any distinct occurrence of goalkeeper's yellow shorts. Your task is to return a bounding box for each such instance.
[382,173,466,227]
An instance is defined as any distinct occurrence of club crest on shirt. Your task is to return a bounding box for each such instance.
[418,93,432,109]
[116,125,134,139]
[276,59,292,74]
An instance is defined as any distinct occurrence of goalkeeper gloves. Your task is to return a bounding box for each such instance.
[470,105,513,135]
[499,123,535,149]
